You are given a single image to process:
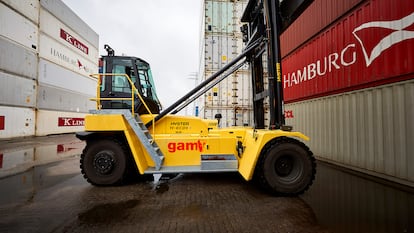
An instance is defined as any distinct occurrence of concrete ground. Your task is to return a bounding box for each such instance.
[1,134,413,233]
[0,134,328,233]
[0,160,329,233]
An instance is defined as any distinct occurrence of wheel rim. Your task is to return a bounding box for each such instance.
[275,155,293,177]
[274,154,302,180]
[93,150,115,175]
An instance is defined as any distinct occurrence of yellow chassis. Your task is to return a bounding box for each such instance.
[84,113,309,181]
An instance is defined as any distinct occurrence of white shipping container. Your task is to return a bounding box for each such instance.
[38,58,96,96]
[202,70,252,109]
[35,109,86,136]
[203,107,252,127]
[0,0,100,140]
[204,0,247,35]
[234,70,252,107]
[200,0,251,127]
[0,106,35,138]
[0,0,39,23]
[205,1,234,33]
[39,9,99,64]
[0,37,37,79]
[36,84,95,113]
[285,80,414,184]
[0,3,38,51]
[39,33,98,77]
[0,71,36,107]
[205,35,237,71]
[40,0,99,47]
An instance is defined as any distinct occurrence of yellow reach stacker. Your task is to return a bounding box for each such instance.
[76,0,316,196]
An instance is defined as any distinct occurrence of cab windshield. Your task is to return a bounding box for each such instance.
[136,60,160,103]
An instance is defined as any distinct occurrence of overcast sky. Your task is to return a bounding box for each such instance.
[62,0,203,110]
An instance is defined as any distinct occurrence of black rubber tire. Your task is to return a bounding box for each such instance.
[255,137,316,196]
[80,138,129,185]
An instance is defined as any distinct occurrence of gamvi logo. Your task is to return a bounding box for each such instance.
[167,140,206,153]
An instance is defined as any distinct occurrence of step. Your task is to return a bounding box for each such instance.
[201,154,238,170]
[144,154,238,174]
[144,165,238,174]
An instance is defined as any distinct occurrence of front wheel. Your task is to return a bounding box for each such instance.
[255,137,316,196]
[80,138,129,185]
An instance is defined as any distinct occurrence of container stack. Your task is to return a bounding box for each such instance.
[0,0,98,138]
[281,0,414,185]
[199,0,414,186]
[199,0,256,127]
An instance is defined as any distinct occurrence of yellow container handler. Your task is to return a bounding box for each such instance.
[76,0,316,196]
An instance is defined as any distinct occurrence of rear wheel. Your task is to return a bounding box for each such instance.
[80,138,129,185]
[255,137,316,196]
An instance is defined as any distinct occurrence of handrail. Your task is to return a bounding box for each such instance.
[89,73,157,136]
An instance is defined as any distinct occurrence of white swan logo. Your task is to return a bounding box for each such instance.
[353,12,414,67]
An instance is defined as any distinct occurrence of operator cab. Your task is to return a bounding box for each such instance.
[99,45,162,114]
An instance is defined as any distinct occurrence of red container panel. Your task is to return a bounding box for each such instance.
[280,0,363,57]
[282,0,414,103]
[0,116,4,130]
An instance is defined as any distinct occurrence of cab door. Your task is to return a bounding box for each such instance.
[100,57,136,109]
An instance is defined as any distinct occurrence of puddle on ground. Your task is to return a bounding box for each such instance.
[0,139,84,178]
[301,162,414,233]
[78,199,140,224]
[0,159,81,207]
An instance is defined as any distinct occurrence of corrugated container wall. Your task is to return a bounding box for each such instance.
[282,0,414,186]
[280,0,363,57]
[200,0,253,127]
[0,0,98,138]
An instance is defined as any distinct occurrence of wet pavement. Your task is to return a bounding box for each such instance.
[0,134,84,178]
[0,134,413,233]
[302,162,414,233]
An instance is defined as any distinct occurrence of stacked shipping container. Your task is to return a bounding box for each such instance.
[199,0,414,186]
[0,0,98,138]
[282,0,414,186]
[200,0,255,127]
[0,1,38,138]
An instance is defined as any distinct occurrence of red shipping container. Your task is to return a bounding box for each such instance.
[282,0,414,103]
[281,0,363,57]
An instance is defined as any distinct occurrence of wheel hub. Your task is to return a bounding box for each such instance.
[93,151,115,175]
[275,155,294,177]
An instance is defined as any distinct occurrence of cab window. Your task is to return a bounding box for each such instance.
[111,59,135,93]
